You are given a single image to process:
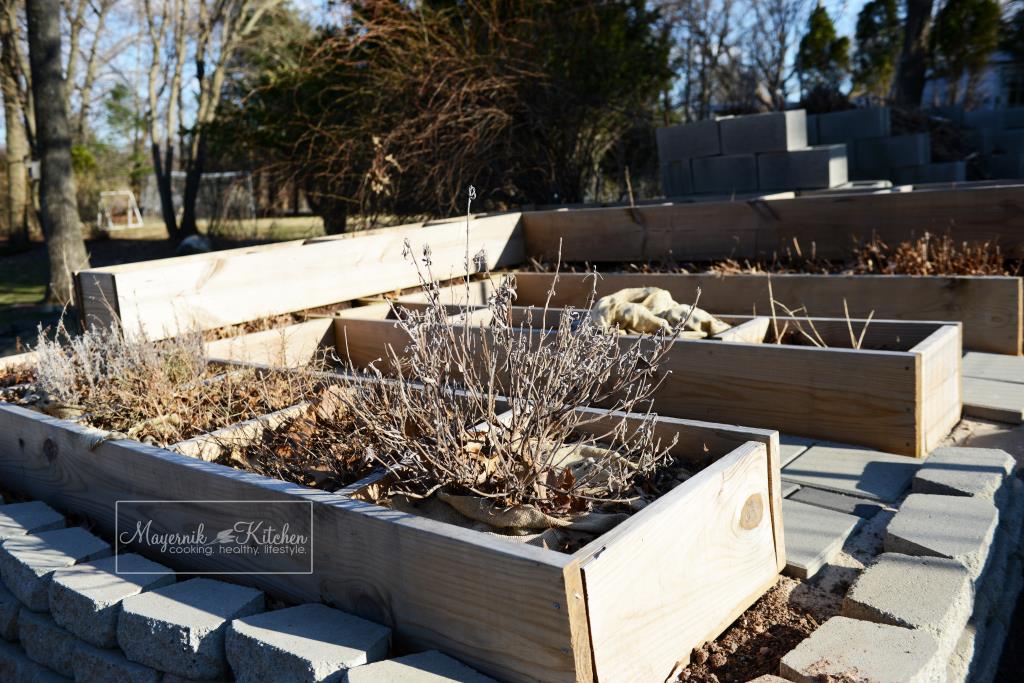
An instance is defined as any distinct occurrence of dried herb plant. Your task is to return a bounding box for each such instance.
[333,242,690,527]
[29,319,307,444]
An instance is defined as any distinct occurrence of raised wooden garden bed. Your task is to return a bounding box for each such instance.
[0,378,783,682]
[511,271,1022,356]
[311,285,961,457]
[521,183,1024,262]
[75,187,1024,356]
[75,213,524,341]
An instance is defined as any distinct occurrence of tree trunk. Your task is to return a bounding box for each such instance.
[307,191,348,235]
[0,3,29,246]
[178,131,205,237]
[893,0,933,106]
[26,0,90,304]
[152,142,179,239]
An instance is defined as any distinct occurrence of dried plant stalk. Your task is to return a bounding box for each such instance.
[29,319,308,444]
[333,242,689,518]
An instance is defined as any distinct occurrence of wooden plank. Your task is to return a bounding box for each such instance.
[76,271,119,330]
[911,325,963,452]
[0,351,36,373]
[75,213,525,341]
[714,317,769,344]
[569,408,785,574]
[522,202,764,262]
[963,376,1024,424]
[205,318,335,367]
[0,403,578,683]
[579,442,778,682]
[522,186,1024,263]
[963,351,1024,385]
[513,272,1022,355]
[332,312,927,455]
[173,402,311,461]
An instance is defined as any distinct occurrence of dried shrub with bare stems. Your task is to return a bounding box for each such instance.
[529,230,1020,278]
[332,241,692,530]
[29,319,308,445]
[852,231,1016,276]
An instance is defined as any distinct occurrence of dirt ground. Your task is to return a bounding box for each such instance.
[676,417,1024,682]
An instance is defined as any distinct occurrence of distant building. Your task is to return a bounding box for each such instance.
[922,51,1024,109]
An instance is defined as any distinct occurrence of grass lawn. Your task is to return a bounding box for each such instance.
[0,248,51,354]
[0,213,408,355]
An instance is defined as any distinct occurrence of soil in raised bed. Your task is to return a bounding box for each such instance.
[359,440,699,554]
[83,367,310,445]
[209,387,377,491]
[524,230,1021,277]
[677,576,819,682]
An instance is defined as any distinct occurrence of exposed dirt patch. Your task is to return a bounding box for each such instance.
[677,577,820,682]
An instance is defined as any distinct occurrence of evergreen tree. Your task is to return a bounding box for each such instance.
[796,4,850,98]
[853,0,902,103]
[931,0,1002,105]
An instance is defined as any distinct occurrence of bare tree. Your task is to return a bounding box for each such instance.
[26,0,90,303]
[663,0,740,120]
[747,0,809,110]
[63,0,116,136]
[140,0,282,240]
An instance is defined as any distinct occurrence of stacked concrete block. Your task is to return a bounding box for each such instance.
[656,119,721,160]
[885,493,998,579]
[656,120,718,197]
[660,159,693,197]
[345,651,497,683]
[657,108,853,194]
[929,105,1024,179]
[780,616,945,682]
[118,578,265,680]
[0,582,19,641]
[854,133,932,180]
[226,603,391,682]
[719,110,807,154]
[73,644,161,683]
[965,109,1005,130]
[911,447,1015,504]
[0,502,66,541]
[881,447,1023,683]
[691,154,758,193]
[0,527,111,611]
[0,639,70,683]
[0,498,450,683]
[757,144,848,191]
[49,553,175,648]
[18,608,79,677]
[891,161,966,185]
[805,115,819,145]
[842,553,973,663]
[994,129,1024,155]
[988,153,1024,179]
[965,128,995,155]
[818,107,891,145]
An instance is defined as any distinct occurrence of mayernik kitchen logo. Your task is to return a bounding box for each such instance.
[114,500,313,575]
